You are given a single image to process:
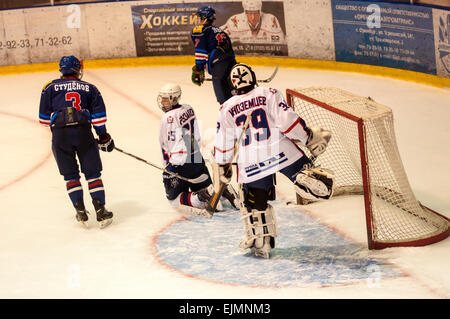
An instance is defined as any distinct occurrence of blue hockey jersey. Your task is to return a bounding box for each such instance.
[38,77,107,135]
[191,24,234,75]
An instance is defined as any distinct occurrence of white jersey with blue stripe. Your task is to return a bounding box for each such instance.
[214,86,310,183]
[159,104,202,167]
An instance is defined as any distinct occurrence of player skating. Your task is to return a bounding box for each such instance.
[191,6,237,105]
[158,83,238,217]
[220,0,286,45]
[214,63,334,258]
[38,56,114,229]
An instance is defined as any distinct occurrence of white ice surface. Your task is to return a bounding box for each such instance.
[0,65,449,299]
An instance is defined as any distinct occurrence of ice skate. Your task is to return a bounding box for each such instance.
[75,201,89,228]
[93,199,113,229]
[251,236,273,259]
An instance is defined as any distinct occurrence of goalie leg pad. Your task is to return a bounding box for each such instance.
[294,167,335,200]
[239,204,277,251]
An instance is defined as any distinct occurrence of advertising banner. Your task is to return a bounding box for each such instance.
[434,8,450,78]
[332,0,436,75]
[131,1,288,57]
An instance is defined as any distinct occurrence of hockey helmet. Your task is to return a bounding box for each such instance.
[196,6,216,22]
[157,83,182,112]
[242,0,262,12]
[59,55,83,79]
[229,64,257,95]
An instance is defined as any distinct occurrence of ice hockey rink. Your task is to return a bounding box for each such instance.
[0,63,449,299]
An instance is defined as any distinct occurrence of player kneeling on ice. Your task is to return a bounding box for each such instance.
[158,84,238,218]
[38,56,114,229]
[214,63,335,258]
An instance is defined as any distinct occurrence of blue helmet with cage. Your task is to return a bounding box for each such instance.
[59,55,83,79]
[196,6,216,22]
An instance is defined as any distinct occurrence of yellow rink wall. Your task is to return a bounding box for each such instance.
[1,56,449,89]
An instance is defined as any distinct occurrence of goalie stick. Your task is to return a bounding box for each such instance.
[114,146,209,184]
[205,65,279,84]
[205,113,252,214]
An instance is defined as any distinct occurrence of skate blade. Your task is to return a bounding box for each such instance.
[253,249,270,259]
[251,248,271,259]
[77,220,89,229]
[99,218,113,229]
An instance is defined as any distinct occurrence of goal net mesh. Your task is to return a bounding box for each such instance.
[288,87,449,248]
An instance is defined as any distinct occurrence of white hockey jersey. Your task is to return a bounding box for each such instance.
[159,104,202,167]
[214,87,310,183]
[220,12,286,44]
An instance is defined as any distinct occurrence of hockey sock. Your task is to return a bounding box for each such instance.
[87,177,105,205]
[66,179,83,208]
[178,192,205,209]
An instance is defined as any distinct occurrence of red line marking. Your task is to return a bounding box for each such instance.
[0,110,52,191]
[84,70,161,119]
[277,191,448,298]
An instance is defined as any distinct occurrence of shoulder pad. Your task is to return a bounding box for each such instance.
[192,25,204,33]
[42,80,53,91]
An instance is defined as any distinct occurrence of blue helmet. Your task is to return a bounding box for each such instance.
[196,6,216,22]
[59,55,82,78]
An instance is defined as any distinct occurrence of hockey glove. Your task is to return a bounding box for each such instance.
[97,133,115,152]
[219,163,233,184]
[305,127,331,158]
[191,66,205,86]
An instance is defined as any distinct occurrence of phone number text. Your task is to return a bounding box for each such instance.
[0,36,73,50]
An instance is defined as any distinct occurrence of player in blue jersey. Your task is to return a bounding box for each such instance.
[38,56,114,228]
[191,6,237,105]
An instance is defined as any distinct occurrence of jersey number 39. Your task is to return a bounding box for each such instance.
[235,108,271,146]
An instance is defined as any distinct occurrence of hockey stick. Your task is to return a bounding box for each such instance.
[206,113,252,214]
[256,64,279,83]
[114,146,209,184]
[205,64,279,83]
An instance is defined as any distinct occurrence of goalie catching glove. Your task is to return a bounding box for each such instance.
[191,66,205,86]
[97,133,115,152]
[305,127,332,158]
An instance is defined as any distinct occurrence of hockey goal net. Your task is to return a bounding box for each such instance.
[286,87,449,249]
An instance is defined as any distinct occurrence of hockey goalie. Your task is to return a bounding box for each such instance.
[213,63,335,258]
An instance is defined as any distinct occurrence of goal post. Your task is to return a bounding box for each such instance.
[286,87,450,250]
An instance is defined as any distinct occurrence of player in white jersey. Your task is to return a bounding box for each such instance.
[220,0,286,45]
[214,64,335,258]
[158,83,238,217]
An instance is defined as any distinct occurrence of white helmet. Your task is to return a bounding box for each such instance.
[157,83,181,112]
[229,64,257,94]
[242,0,262,12]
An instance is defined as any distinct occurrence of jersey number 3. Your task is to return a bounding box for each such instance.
[65,92,81,110]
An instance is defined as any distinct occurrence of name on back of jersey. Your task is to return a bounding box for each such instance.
[53,81,90,92]
[179,108,195,125]
[228,96,267,117]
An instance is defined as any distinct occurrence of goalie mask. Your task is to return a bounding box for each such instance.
[157,83,181,112]
[229,63,257,95]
